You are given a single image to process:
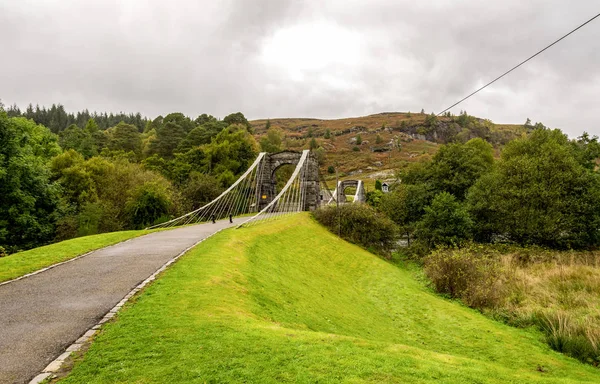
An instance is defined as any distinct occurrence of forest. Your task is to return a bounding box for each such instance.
[0,103,261,254]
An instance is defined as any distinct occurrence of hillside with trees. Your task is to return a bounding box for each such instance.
[0,101,577,255]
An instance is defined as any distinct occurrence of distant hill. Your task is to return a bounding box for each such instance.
[250,112,527,186]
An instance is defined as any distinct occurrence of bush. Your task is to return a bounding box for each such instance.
[352,146,360,152]
[327,165,335,174]
[424,246,508,309]
[415,192,472,248]
[0,246,7,257]
[313,204,398,256]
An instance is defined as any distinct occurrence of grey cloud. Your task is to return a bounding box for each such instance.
[1,0,599,137]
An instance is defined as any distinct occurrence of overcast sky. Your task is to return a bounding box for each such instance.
[1,0,599,137]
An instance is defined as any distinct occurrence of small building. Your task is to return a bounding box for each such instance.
[381,182,390,193]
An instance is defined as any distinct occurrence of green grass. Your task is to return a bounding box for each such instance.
[0,230,155,283]
[59,214,600,383]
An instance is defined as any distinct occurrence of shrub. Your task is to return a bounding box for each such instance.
[313,204,398,256]
[424,246,508,309]
[352,146,360,152]
[327,165,335,174]
[0,246,7,257]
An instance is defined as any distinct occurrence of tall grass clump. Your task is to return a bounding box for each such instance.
[534,311,600,366]
[424,245,509,309]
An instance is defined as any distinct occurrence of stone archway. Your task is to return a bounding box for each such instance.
[335,180,366,204]
[257,151,320,211]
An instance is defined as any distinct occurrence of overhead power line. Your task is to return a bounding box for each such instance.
[437,12,600,116]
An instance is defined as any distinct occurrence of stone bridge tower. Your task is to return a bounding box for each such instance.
[257,151,320,212]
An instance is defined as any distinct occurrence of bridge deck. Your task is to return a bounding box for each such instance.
[0,219,236,384]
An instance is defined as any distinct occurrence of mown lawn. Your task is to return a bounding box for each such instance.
[0,230,154,283]
[59,214,600,383]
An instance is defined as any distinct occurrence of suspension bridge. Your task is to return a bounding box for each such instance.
[147,149,365,230]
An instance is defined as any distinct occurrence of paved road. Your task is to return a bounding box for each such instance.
[0,219,236,384]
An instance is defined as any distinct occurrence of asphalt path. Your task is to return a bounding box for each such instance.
[0,219,236,384]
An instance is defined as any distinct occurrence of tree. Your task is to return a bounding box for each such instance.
[125,182,172,229]
[375,180,383,191]
[415,192,473,248]
[265,119,271,130]
[366,190,384,207]
[375,134,383,144]
[313,146,326,165]
[456,111,471,128]
[309,137,318,150]
[59,124,95,158]
[425,113,438,128]
[572,132,600,171]
[195,113,217,126]
[202,125,259,184]
[379,183,431,245]
[85,118,99,134]
[108,122,142,157]
[223,112,251,132]
[327,165,335,174]
[178,120,227,153]
[0,113,61,251]
[181,172,222,210]
[260,127,283,153]
[402,138,494,200]
[467,128,600,248]
[324,128,331,139]
[148,113,194,158]
[355,134,362,145]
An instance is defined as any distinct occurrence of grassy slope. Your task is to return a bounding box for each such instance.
[0,230,153,283]
[60,214,599,383]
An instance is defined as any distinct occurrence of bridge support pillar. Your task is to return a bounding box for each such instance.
[257,151,320,212]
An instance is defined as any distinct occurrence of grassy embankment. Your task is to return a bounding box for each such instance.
[0,230,155,283]
[59,214,599,383]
